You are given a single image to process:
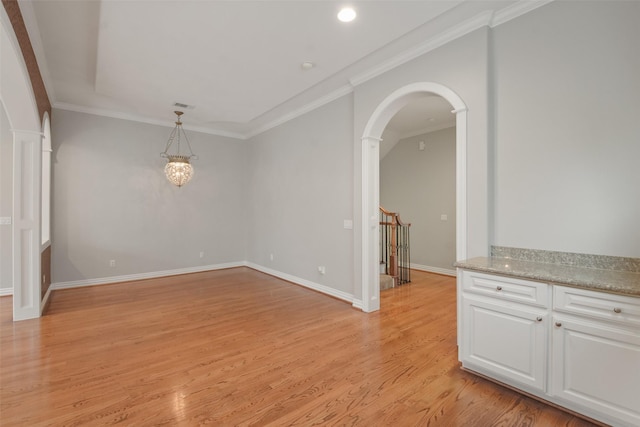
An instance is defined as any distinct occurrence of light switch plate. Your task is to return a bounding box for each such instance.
[0,217,11,225]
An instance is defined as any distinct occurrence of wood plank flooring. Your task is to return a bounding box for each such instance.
[1,268,597,426]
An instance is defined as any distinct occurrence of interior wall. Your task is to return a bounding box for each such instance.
[0,103,12,291]
[10,0,639,304]
[380,126,456,272]
[492,0,640,257]
[246,95,354,295]
[51,109,247,284]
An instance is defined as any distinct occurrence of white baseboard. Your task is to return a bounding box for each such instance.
[51,262,245,290]
[49,261,359,311]
[244,262,355,305]
[0,287,13,296]
[411,263,456,277]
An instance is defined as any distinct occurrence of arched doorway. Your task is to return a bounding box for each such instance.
[360,82,467,313]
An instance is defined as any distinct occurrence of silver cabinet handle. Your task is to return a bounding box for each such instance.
[536,316,543,322]
[613,307,622,314]
[496,286,503,291]
[555,322,562,327]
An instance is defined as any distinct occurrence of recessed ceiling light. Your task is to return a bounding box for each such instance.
[337,7,356,23]
[301,61,315,70]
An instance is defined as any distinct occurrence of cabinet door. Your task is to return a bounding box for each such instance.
[461,296,547,393]
[551,316,640,426]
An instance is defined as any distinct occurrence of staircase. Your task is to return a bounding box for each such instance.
[380,206,411,288]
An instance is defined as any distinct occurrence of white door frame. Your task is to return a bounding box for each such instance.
[360,82,468,312]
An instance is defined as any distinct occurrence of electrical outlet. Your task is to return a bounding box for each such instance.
[109,260,116,267]
[318,266,326,275]
[199,251,205,258]
[270,253,274,261]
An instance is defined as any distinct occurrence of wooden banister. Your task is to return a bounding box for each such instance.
[379,206,411,286]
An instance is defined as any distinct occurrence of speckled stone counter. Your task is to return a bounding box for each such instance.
[454,247,640,297]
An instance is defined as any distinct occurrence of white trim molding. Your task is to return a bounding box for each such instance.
[410,264,456,277]
[0,287,13,297]
[53,102,246,140]
[245,84,354,139]
[490,0,555,27]
[349,11,494,88]
[12,130,42,321]
[50,261,359,310]
[50,262,359,309]
[52,262,244,290]
[245,262,355,305]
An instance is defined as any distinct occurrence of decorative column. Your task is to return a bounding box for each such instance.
[361,135,381,313]
[12,129,42,321]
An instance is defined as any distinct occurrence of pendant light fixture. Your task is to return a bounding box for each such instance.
[161,111,197,187]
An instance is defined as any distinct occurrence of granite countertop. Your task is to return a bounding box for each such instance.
[454,256,640,297]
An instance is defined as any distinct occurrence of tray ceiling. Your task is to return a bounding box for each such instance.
[20,0,527,138]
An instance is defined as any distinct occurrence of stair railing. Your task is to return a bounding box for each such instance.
[379,207,411,286]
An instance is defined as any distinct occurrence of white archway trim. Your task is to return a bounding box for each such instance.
[360,82,468,313]
[41,112,52,248]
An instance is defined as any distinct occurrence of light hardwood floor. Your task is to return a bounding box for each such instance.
[1,268,596,426]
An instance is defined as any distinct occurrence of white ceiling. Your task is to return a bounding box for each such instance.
[19,0,526,139]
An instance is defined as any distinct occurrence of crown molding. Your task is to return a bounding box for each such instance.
[53,102,247,140]
[490,0,555,28]
[349,10,494,88]
[245,84,354,139]
[348,0,555,89]
[41,0,554,141]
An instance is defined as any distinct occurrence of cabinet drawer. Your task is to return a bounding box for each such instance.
[554,286,640,326]
[461,270,549,307]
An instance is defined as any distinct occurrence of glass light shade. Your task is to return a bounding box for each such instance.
[164,156,194,187]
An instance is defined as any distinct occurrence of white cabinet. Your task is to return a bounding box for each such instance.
[460,271,549,393]
[458,270,640,427]
[462,295,547,393]
[551,287,640,426]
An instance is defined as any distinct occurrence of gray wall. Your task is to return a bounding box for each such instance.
[0,104,12,290]
[51,110,247,283]
[246,95,354,294]
[381,127,456,271]
[492,1,640,257]
[45,1,640,294]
